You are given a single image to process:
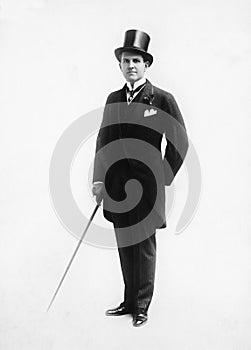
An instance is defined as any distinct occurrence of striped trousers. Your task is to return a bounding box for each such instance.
[115,229,156,313]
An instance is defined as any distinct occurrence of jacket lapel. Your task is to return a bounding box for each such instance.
[134,79,155,106]
[120,84,127,102]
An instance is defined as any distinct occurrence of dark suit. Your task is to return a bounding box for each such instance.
[93,79,188,313]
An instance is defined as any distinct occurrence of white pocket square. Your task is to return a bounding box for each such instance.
[144,108,157,117]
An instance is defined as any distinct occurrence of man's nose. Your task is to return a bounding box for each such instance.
[128,60,135,69]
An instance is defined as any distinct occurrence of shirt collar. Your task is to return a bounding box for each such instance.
[126,77,146,91]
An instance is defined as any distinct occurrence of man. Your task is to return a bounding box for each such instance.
[92,29,188,327]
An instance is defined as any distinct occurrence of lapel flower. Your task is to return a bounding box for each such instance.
[143,94,155,105]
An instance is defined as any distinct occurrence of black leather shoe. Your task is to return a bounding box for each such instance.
[132,312,148,327]
[105,304,133,316]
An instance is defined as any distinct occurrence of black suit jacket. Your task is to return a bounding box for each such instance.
[93,79,188,234]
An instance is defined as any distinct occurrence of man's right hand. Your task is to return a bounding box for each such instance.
[92,182,104,204]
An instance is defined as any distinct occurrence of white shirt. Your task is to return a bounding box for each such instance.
[126,77,146,104]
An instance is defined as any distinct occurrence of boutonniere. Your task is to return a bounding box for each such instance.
[143,94,155,105]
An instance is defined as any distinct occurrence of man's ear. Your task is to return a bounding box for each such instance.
[144,61,150,69]
[119,62,122,71]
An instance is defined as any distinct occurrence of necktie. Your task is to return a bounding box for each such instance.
[126,83,146,103]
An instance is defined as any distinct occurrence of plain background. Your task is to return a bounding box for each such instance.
[0,0,251,349]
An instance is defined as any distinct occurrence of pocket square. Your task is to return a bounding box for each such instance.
[144,108,157,117]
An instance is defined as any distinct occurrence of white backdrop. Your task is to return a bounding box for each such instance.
[0,0,251,349]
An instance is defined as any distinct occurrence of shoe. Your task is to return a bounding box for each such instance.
[105,304,133,316]
[132,312,148,327]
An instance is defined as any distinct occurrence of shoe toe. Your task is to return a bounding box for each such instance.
[105,305,132,316]
[133,313,148,327]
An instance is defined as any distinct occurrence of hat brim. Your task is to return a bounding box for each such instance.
[114,47,153,66]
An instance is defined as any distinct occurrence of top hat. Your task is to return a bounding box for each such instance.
[114,29,153,66]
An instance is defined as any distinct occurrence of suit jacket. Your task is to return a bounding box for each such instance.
[93,79,188,235]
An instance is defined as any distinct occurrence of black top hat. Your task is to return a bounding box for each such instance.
[114,29,153,66]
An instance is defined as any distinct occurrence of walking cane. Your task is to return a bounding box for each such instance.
[47,203,100,312]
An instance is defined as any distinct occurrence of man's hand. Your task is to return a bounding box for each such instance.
[92,182,104,204]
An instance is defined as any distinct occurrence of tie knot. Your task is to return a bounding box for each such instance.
[128,89,134,97]
[126,83,146,102]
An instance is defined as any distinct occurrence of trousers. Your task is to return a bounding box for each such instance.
[115,229,156,313]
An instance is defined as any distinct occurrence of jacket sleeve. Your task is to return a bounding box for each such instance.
[92,95,112,183]
[162,93,189,185]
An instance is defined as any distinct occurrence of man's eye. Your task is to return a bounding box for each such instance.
[133,59,140,63]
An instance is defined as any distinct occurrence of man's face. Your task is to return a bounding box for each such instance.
[119,52,149,84]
